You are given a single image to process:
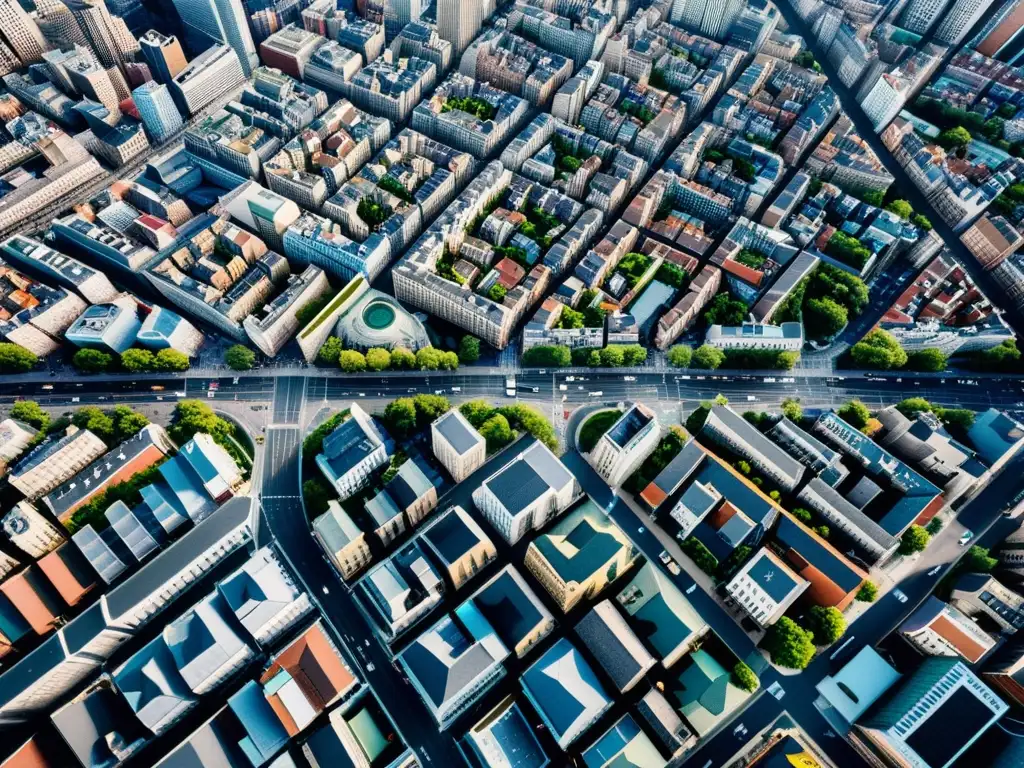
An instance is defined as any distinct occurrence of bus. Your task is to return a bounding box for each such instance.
[505,376,516,397]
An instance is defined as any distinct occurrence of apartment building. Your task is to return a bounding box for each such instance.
[431,409,486,483]
[724,548,808,628]
[900,596,997,664]
[701,406,805,492]
[313,500,373,581]
[316,403,392,501]
[9,427,107,500]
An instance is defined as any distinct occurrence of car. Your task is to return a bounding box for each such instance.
[637,526,644,534]
[892,589,908,603]
[589,391,604,397]
[623,376,636,381]
[659,550,672,565]
[667,562,681,575]
[41,384,53,390]
[767,681,786,701]
[71,396,80,402]
[451,387,462,393]
[538,369,546,374]
[959,530,974,547]
[559,384,567,391]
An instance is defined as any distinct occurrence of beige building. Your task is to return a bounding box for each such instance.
[951,573,1024,634]
[431,409,486,483]
[420,506,496,590]
[312,500,373,581]
[961,215,1024,271]
[1,502,64,559]
[8,427,107,500]
[524,500,636,613]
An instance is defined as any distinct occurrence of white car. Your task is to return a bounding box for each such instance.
[892,589,908,603]
[959,530,974,547]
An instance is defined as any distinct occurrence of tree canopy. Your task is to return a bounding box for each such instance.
[766,617,816,669]
[899,524,931,555]
[837,399,871,429]
[692,345,726,370]
[11,400,49,430]
[807,606,846,645]
[667,345,692,368]
[225,345,255,371]
[72,348,113,373]
[458,336,481,364]
[0,343,37,373]
[850,329,908,370]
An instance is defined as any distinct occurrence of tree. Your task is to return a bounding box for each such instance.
[735,460,752,475]
[837,399,871,429]
[460,400,496,429]
[302,478,333,517]
[225,345,255,371]
[416,347,444,370]
[317,337,343,366]
[154,349,189,372]
[11,400,49,430]
[558,307,584,329]
[111,405,149,443]
[766,617,816,669]
[440,351,460,371]
[731,662,759,693]
[807,605,846,645]
[900,524,931,555]
[488,283,507,302]
[804,296,848,339]
[411,394,450,426]
[962,545,998,573]
[365,348,391,371]
[776,351,799,371]
[896,397,934,417]
[169,400,233,446]
[479,414,514,451]
[703,292,748,325]
[338,350,367,373]
[121,348,154,372]
[857,582,878,602]
[814,525,830,539]
[458,335,481,364]
[911,213,933,231]
[782,398,803,422]
[667,345,692,368]
[692,344,725,370]
[498,403,558,452]
[73,348,113,373]
[861,189,885,206]
[974,339,1021,372]
[384,398,417,436]
[885,199,914,220]
[791,507,812,524]
[937,126,972,149]
[680,537,718,575]
[906,348,947,372]
[926,517,943,535]
[622,345,647,366]
[72,406,114,442]
[0,343,37,373]
[599,345,625,367]
[523,345,571,367]
[390,347,416,370]
[825,231,872,270]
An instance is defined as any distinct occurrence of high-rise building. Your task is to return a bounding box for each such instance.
[170,0,258,76]
[934,0,998,45]
[974,0,1024,63]
[139,30,188,84]
[900,0,952,34]
[961,215,1024,270]
[669,0,744,41]
[64,0,137,75]
[170,43,245,116]
[436,0,481,56]
[0,0,46,66]
[133,81,184,143]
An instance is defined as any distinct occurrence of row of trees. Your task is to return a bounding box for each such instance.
[765,607,847,669]
[850,329,953,373]
[0,343,38,373]
[318,338,466,372]
[667,344,798,371]
[10,401,149,448]
[521,344,648,368]
[74,347,189,373]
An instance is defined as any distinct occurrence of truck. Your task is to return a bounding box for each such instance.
[505,376,516,397]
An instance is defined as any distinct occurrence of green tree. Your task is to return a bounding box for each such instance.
[317,337,343,366]
[973,339,1021,372]
[703,292,748,325]
[791,507,812,524]
[73,348,113,373]
[735,460,752,475]
[807,605,846,644]
[111,405,149,442]
[885,199,914,219]
[72,406,114,442]
[896,397,934,417]
[667,345,692,368]
[862,189,885,206]
[766,617,816,669]
[680,537,718,575]
[0,343,37,372]
[692,345,725,370]
[338,350,367,373]
[850,328,908,369]
[814,524,830,539]
[169,400,233,446]
[804,296,848,339]
[458,335,481,364]
[365,348,391,371]
[621,345,647,366]
[416,347,444,370]
[154,349,189,372]
[488,283,507,302]
[440,351,460,371]
[926,517,943,535]
[837,399,871,429]
[411,394,450,426]
[558,307,585,329]
[302,478,333,517]
[523,345,571,367]
[225,345,255,371]
[498,403,558,451]
[825,231,872,270]
[479,414,514,451]
[11,400,49,430]
[731,662,760,693]
[911,213,933,231]
[857,581,879,602]
[599,345,625,367]
[963,545,998,573]
[296,295,331,327]
[906,348,947,372]
[384,398,417,436]
[460,400,496,428]
[120,348,154,372]
[782,398,803,422]
[899,524,931,555]
[390,346,416,370]
[937,126,972,149]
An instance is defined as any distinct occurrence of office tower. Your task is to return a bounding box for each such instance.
[669,0,744,41]
[973,0,1024,63]
[64,0,138,75]
[65,55,122,113]
[934,0,998,45]
[900,0,951,35]
[170,0,259,76]
[437,0,480,56]
[133,81,184,142]
[170,43,245,116]
[35,0,89,51]
[139,30,189,83]
[0,0,47,66]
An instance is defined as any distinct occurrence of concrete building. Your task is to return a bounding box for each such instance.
[724,548,808,628]
[170,45,246,117]
[464,565,554,660]
[951,573,1024,633]
[139,30,188,84]
[169,0,257,76]
[590,404,660,487]
[341,54,436,125]
[575,600,656,694]
[857,657,1007,768]
[2,502,64,559]
[260,24,324,79]
[316,404,391,501]
[0,0,45,66]
[8,427,107,500]
[900,596,997,664]
[133,82,184,144]
[431,409,486,483]
[0,420,36,474]
[772,513,867,610]
[243,264,331,357]
[313,500,373,581]
[961,215,1024,270]
[525,500,635,613]
[363,456,439,546]
[357,539,444,642]
[472,440,578,544]
[0,235,119,305]
[437,0,481,55]
[705,321,803,351]
[702,406,805,492]
[461,695,551,768]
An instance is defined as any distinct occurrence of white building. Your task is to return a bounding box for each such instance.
[472,441,578,544]
[1,502,64,559]
[705,321,803,351]
[316,404,392,501]
[431,409,485,483]
[590,405,660,487]
[724,549,808,628]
